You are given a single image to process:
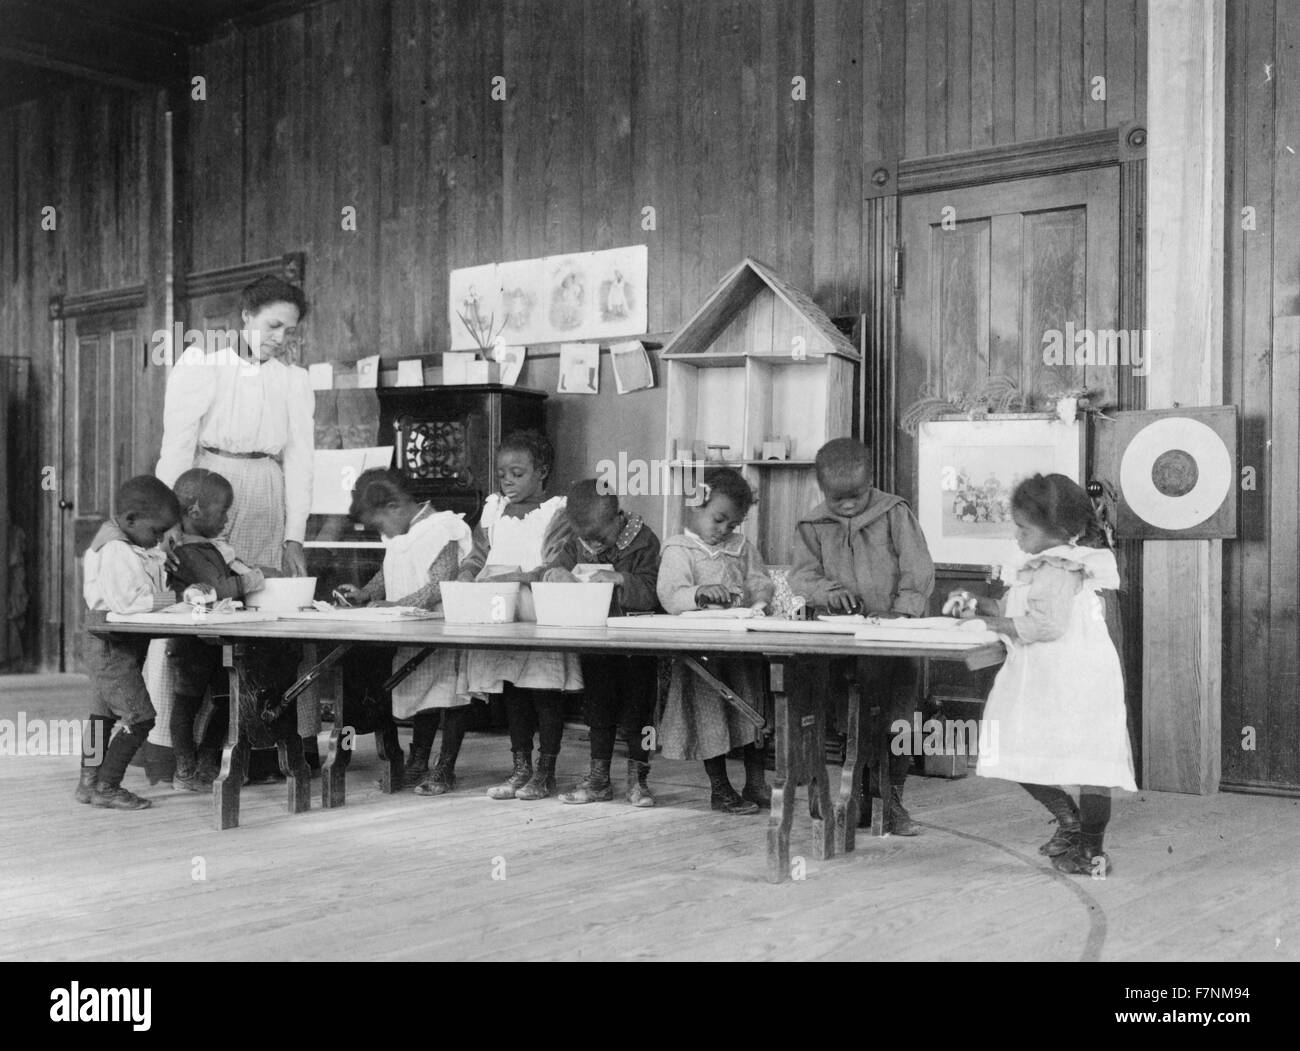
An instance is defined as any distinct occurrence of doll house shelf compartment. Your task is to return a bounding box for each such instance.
[661,258,861,566]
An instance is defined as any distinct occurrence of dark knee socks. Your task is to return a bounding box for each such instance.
[1079,787,1111,853]
[504,689,538,753]
[411,710,442,753]
[1021,782,1076,814]
[437,708,469,767]
[170,694,202,766]
[589,724,617,762]
[82,715,115,771]
[536,694,564,756]
[98,719,154,789]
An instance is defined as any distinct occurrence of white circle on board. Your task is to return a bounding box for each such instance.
[1119,417,1233,530]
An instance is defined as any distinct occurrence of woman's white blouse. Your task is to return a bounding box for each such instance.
[155,346,316,543]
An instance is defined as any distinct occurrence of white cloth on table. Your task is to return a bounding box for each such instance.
[155,345,315,545]
[459,494,582,695]
[383,507,473,717]
[976,544,1137,790]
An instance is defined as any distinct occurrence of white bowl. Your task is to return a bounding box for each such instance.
[245,576,317,611]
[531,582,615,627]
[441,581,520,624]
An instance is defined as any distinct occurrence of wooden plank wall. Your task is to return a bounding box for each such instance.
[1222,0,1300,793]
[3,0,1148,671]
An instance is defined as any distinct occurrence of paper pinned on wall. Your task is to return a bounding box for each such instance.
[396,359,425,387]
[610,340,654,394]
[308,363,334,390]
[311,447,394,514]
[557,343,599,394]
[356,355,380,389]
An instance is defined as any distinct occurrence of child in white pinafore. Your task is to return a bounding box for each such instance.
[946,473,1136,876]
[656,467,773,815]
[455,430,579,801]
[335,469,474,796]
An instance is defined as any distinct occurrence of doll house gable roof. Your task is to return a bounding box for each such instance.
[660,257,860,362]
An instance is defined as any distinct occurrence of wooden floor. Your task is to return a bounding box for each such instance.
[2,674,1297,962]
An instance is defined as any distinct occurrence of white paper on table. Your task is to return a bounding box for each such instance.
[396,359,424,387]
[310,447,394,514]
[308,363,334,390]
[106,610,281,625]
[572,563,613,582]
[279,606,441,622]
[606,615,749,632]
[852,618,1002,646]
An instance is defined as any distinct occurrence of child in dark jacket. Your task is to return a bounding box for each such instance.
[166,468,303,790]
[789,438,935,834]
[546,479,662,807]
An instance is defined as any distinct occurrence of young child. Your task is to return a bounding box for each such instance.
[165,468,269,791]
[546,479,661,807]
[789,438,934,835]
[456,430,579,801]
[945,473,1136,875]
[335,469,474,795]
[78,475,181,810]
[656,467,773,815]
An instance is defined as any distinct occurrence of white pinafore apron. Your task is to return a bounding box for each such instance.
[976,545,1137,790]
[384,508,473,718]
[458,495,583,694]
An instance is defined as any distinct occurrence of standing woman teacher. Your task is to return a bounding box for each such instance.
[155,275,317,745]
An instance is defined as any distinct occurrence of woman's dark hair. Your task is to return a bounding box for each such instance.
[499,429,554,476]
[118,475,182,521]
[1011,473,1107,548]
[241,275,308,321]
[700,466,757,517]
[348,468,414,519]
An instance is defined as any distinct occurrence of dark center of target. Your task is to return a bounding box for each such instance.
[1151,449,1198,497]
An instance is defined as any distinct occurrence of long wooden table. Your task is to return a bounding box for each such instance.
[88,614,1004,883]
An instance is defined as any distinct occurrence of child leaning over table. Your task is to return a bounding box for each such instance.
[544,478,662,807]
[334,468,475,796]
[165,467,305,791]
[788,438,935,836]
[656,467,773,816]
[78,475,181,811]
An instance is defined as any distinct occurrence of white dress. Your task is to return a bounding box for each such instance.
[384,508,473,718]
[458,494,583,694]
[976,544,1137,790]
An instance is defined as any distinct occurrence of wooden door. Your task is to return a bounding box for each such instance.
[897,168,1120,508]
[61,314,144,672]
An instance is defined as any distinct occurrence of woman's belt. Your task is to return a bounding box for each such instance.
[201,446,272,460]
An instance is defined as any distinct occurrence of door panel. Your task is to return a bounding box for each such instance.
[899,168,1120,508]
[62,315,143,672]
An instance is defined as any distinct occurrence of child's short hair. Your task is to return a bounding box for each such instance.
[173,468,234,511]
[700,467,756,517]
[349,468,414,519]
[241,274,308,321]
[1011,474,1106,546]
[815,438,873,482]
[499,429,554,475]
[118,476,181,521]
[567,478,619,525]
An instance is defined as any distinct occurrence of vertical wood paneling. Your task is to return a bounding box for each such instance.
[903,0,928,159]
[1013,0,1037,142]
[1082,0,1107,132]
[776,0,815,291]
[991,0,1016,145]
[946,0,971,152]
[582,0,632,255]
[738,0,779,271]
[186,31,244,272]
[1058,0,1084,135]
[969,0,994,150]
[924,0,948,156]
[1034,0,1060,138]
[1105,0,1137,127]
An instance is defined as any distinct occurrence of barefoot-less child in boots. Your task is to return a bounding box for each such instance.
[547,479,661,807]
[455,430,579,801]
[78,476,181,810]
[165,468,271,791]
[656,468,773,815]
[334,469,475,796]
[944,473,1136,875]
[789,439,934,835]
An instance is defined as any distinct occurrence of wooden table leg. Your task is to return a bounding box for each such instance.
[834,676,863,853]
[213,643,246,830]
[800,659,835,862]
[320,664,348,809]
[767,678,796,884]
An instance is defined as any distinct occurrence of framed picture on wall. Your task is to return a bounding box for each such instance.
[917,414,1085,570]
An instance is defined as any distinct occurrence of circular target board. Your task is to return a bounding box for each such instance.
[1119,417,1233,531]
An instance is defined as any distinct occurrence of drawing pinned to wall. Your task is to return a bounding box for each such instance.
[493,340,526,386]
[557,343,599,394]
[450,245,647,349]
[610,339,654,394]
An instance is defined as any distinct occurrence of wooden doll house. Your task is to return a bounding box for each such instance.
[661,258,861,566]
